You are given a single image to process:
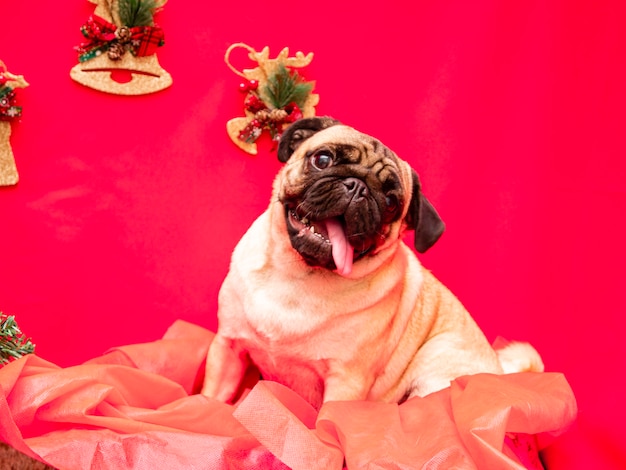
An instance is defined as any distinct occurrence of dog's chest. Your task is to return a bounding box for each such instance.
[235,277,354,350]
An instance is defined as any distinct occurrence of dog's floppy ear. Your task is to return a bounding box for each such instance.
[406,170,445,253]
[277,116,340,163]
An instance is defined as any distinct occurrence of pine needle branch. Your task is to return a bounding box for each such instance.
[118,0,158,27]
[263,65,313,110]
[0,314,35,365]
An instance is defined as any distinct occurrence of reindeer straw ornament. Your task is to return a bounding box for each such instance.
[71,0,172,95]
[225,43,319,155]
[0,63,28,186]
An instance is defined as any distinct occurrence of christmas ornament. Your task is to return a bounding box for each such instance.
[225,43,319,155]
[71,0,172,95]
[0,313,35,366]
[0,62,28,186]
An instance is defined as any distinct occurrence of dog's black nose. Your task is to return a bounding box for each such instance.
[343,178,369,200]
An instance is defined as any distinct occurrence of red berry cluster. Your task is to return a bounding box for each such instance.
[238,79,259,93]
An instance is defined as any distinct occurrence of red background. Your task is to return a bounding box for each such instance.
[1,1,624,467]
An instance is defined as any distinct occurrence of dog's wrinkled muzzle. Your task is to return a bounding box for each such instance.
[284,177,385,276]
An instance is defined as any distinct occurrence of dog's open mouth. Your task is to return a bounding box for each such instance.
[287,208,354,276]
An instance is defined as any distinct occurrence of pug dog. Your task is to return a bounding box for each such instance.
[202,117,543,409]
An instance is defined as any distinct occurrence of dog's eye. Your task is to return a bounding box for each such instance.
[384,195,400,222]
[385,195,399,212]
[310,152,333,170]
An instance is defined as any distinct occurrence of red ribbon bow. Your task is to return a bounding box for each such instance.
[76,15,165,62]
[0,80,22,122]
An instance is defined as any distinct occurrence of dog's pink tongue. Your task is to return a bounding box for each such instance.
[325,218,354,276]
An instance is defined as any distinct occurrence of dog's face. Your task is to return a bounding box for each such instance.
[276,117,445,276]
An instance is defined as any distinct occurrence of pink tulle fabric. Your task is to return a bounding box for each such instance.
[0,321,577,469]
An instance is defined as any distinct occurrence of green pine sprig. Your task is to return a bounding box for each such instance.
[263,64,313,110]
[118,0,158,27]
[0,314,35,365]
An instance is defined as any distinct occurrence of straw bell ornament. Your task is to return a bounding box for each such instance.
[71,0,172,95]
